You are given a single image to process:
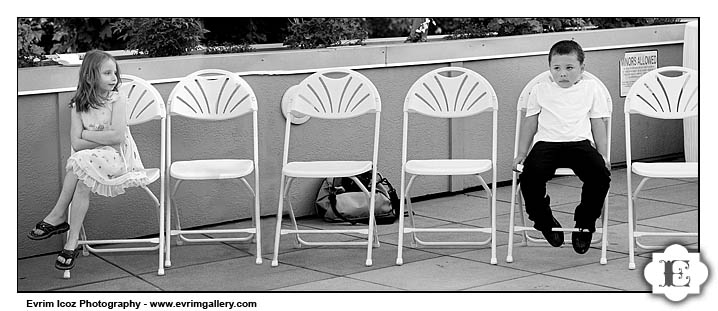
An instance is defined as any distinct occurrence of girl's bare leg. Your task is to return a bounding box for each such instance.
[57,181,91,265]
[64,181,90,249]
[31,172,78,236]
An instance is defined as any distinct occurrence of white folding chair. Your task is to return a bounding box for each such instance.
[271,68,382,267]
[66,74,167,279]
[165,69,262,266]
[625,66,698,270]
[396,67,499,265]
[506,71,612,265]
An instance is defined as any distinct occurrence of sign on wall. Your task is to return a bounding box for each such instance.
[619,50,658,96]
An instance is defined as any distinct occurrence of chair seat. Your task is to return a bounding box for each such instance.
[632,162,698,178]
[554,168,575,176]
[283,161,372,178]
[170,159,254,180]
[405,159,492,175]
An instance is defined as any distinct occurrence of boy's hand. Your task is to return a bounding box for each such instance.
[513,155,526,173]
[603,155,611,171]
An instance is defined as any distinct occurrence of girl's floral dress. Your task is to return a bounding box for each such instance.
[66,91,150,197]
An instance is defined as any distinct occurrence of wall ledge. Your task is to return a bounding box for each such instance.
[18,24,685,96]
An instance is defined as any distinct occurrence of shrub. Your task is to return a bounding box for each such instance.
[47,18,122,54]
[112,18,208,57]
[17,18,45,67]
[405,18,436,43]
[444,18,682,40]
[366,18,414,38]
[204,42,255,54]
[283,18,368,49]
[202,18,289,45]
[586,18,682,29]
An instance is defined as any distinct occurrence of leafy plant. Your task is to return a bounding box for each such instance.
[586,18,681,29]
[366,18,414,38]
[204,42,255,54]
[47,18,121,54]
[202,18,288,45]
[17,18,45,67]
[112,18,208,57]
[444,18,681,40]
[405,18,436,43]
[283,18,368,49]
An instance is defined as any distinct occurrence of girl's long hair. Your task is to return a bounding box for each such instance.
[69,50,121,113]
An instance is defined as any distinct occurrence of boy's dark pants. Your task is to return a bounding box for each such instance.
[519,140,610,232]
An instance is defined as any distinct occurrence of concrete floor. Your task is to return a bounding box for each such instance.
[18,168,698,292]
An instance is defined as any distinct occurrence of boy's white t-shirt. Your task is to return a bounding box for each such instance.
[525,79,610,143]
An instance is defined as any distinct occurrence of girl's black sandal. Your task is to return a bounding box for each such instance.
[27,221,69,240]
[55,248,81,270]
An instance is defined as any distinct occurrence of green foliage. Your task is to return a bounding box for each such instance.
[586,18,682,29]
[204,42,255,54]
[366,18,414,38]
[17,18,45,67]
[405,18,436,43]
[283,18,368,49]
[48,18,121,54]
[112,18,208,57]
[444,18,681,40]
[202,18,288,45]
[18,17,684,68]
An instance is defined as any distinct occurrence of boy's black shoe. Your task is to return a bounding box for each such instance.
[571,228,593,254]
[541,217,564,247]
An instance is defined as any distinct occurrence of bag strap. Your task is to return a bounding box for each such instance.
[327,184,359,225]
[377,174,401,221]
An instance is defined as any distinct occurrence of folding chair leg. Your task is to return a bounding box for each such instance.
[349,175,376,267]
[79,225,90,256]
[271,175,288,267]
[281,178,302,248]
[405,175,419,247]
[396,199,405,265]
[253,190,262,265]
[372,219,380,248]
[365,213,375,267]
[626,178,648,270]
[506,177,519,263]
[63,203,74,279]
[285,197,301,248]
[600,198,608,265]
[172,194,184,246]
[396,171,408,265]
[157,195,165,275]
[237,177,262,265]
[474,174,497,265]
[406,197,418,247]
[516,188,532,244]
[165,181,183,268]
[628,195,637,269]
[490,192,497,265]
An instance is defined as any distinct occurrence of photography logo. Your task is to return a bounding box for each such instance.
[644,244,708,302]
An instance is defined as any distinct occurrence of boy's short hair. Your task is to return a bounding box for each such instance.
[548,40,585,64]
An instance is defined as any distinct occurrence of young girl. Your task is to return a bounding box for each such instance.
[27,50,150,270]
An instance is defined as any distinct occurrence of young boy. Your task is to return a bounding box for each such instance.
[513,40,611,254]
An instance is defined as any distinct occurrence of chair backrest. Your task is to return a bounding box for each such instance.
[624,66,698,119]
[120,74,166,125]
[281,68,381,166]
[513,71,613,158]
[288,68,381,119]
[167,69,257,120]
[402,67,498,169]
[404,67,498,118]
